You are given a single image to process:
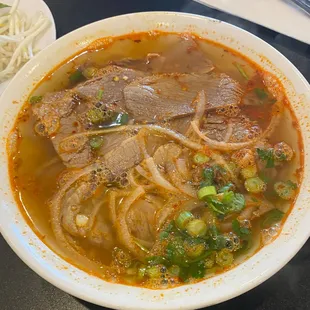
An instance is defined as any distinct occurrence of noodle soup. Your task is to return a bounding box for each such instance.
[8,32,303,289]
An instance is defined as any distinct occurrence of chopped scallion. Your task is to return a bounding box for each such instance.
[234,63,249,80]
[215,249,234,267]
[198,186,217,200]
[184,239,206,258]
[87,108,105,124]
[168,265,181,277]
[274,181,296,200]
[89,137,103,149]
[146,265,162,278]
[29,95,43,104]
[185,219,207,238]
[257,148,275,168]
[176,211,194,230]
[254,88,268,100]
[82,67,98,79]
[193,152,210,165]
[204,252,216,269]
[241,165,257,179]
[69,69,84,83]
[261,209,284,228]
[244,177,266,194]
[97,89,104,100]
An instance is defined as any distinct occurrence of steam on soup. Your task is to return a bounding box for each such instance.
[8,32,303,288]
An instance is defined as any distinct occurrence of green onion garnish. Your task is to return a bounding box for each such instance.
[244,177,266,194]
[69,69,84,83]
[254,88,268,100]
[185,219,207,238]
[89,137,103,149]
[274,181,296,200]
[29,95,43,104]
[193,152,210,165]
[198,186,217,200]
[215,249,234,267]
[184,240,205,258]
[97,89,104,100]
[82,67,98,79]
[261,209,284,228]
[87,108,105,124]
[176,211,194,230]
[234,63,249,80]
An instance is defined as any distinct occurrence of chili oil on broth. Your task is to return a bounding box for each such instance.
[8,32,303,288]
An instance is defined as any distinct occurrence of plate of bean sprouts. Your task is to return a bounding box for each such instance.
[0,0,56,94]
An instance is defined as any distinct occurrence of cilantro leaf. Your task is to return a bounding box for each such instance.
[207,191,245,216]
[189,260,205,279]
[257,148,275,168]
[218,183,234,193]
[222,191,234,205]
[286,180,297,189]
[261,209,284,228]
[254,88,268,100]
[207,225,229,250]
[146,256,169,266]
[230,193,246,212]
[232,219,251,240]
[202,167,214,186]
[166,239,189,267]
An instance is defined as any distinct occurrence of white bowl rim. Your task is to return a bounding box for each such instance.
[0,11,310,310]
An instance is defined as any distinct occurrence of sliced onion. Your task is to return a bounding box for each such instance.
[136,165,154,183]
[190,102,282,151]
[166,161,197,198]
[108,190,117,225]
[60,124,202,151]
[115,186,146,258]
[193,90,206,123]
[176,158,190,179]
[145,157,178,192]
[224,120,233,142]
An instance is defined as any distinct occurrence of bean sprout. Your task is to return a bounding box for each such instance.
[0,0,50,82]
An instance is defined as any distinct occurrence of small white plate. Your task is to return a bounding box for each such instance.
[195,0,310,45]
[0,0,56,95]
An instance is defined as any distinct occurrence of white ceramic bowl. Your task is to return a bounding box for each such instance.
[0,12,310,310]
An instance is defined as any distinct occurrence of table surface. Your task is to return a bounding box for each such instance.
[1,0,310,309]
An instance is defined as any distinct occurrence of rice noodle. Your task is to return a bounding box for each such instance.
[193,90,206,122]
[128,169,139,187]
[145,157,178,192]
[185,90,206,139]
[224,120,233,142]
[176,158,190,179]
[155,207,175,231]
[190,102,282,151]
[83,198,104,232]
[108,190,117,225]
[136,165,154,183]
[49,163,103,267]
[115,186,146,258]
[60,124,202,151]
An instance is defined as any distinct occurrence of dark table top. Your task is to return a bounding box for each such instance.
[1,0,310,309]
